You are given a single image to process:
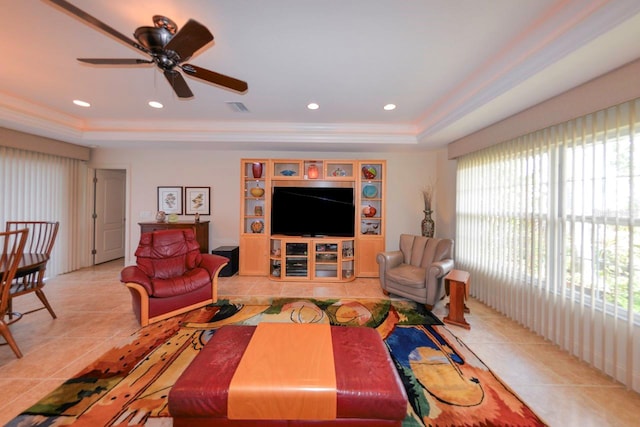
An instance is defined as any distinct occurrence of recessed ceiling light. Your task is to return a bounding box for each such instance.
[307,102,319,110]
[73,99,91,107]
[148,101,164,109]
[383,103,396,111]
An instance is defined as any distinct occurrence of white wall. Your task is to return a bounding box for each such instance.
[90,147,455,265]
[435,149,457,241]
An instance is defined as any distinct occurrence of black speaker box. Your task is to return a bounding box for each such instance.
[211,246,239,277]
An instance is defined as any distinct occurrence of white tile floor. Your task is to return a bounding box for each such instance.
[1,259,639,426]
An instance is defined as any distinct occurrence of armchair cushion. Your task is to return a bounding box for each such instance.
[152,268,211,298]
[386,264,426,288]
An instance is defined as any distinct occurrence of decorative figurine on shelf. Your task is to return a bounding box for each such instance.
[168,213,179,223]
[155,211,166,223]
[194,212,200,223]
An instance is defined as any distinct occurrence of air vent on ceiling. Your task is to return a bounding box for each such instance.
[225,101,250,113]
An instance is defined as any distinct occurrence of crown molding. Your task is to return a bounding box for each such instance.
[81,125,418,146]
[414,0,640,142]
[1,93,419,147]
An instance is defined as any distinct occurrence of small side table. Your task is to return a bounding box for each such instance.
[443,269,471,329]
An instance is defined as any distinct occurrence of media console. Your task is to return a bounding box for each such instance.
[269,236,355,281]
[239,159,386,281]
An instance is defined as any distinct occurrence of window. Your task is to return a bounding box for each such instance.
[456,99,639,391]
[0,146,90,276]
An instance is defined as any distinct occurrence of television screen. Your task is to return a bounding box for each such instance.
[271,186,355,237]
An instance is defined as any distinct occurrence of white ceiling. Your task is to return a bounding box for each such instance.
[2,0,640,152]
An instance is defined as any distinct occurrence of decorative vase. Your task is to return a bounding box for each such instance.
[250,186,265,197]
[362,204,377,217]
[252,162,263,179]
[251,220,264,233]
[307,163,319,179]
[362,165,377,179]
[421,210,435,238]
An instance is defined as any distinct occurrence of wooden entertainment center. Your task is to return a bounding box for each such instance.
[239,159,386,281]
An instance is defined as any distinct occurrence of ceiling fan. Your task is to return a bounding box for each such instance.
[47,0,248,98]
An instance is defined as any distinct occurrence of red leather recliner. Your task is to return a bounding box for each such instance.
[120,229,228,326]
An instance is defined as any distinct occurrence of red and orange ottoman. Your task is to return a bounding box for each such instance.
[169,323,407,426]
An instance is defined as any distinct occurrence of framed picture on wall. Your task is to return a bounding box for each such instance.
[157,186,183,214]
[185,186,210,215]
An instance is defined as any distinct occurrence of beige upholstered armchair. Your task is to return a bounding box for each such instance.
[377,234,454,309]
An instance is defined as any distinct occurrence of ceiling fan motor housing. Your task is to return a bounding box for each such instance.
[134,25,173,52]
[134,23,181,71]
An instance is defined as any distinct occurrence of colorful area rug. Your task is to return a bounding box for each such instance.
[7,298,546,426]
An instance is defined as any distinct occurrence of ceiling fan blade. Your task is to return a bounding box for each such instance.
[47,0,150,55]
[181,64,248,93]
[78,58,153,65]
[164,70,194,98]
[164,20,213,62]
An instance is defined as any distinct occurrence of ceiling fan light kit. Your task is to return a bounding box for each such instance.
[47,0,248,99]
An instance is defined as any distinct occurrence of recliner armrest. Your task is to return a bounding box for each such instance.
[198,254,229,277]
[120,265,152,295]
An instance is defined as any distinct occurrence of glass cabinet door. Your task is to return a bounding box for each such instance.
[242,160,267,234]
[325,161,354,180]
[341,240,355,280]
[284,242,308,278]
[359,162,383,236]
[314,242,338,279]
[272,160,303,179]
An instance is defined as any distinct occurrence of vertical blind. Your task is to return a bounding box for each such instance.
[456,98,639,392]
[0,145,91,276]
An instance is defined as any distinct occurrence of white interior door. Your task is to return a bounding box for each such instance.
[94,169,126,264]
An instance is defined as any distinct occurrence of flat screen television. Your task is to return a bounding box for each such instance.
[271,186,355,237]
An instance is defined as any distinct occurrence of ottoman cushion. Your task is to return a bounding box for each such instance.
[169,324,407,425]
